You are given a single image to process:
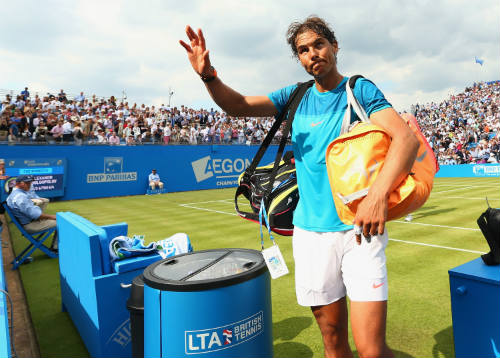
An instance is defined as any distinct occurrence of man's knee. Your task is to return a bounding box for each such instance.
[356,343,390,358]
[312,311,348,347]
[24,219,56,233]
[321,320,347,337]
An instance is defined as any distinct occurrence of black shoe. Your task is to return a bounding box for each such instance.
[21,257,34,265]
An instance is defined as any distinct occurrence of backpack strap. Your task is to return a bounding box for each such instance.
[241,80,314,183]
[340,75,371,134]
[235,80,314,222]
[264,80,314,195]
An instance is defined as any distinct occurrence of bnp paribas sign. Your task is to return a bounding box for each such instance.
[87,157,137,183]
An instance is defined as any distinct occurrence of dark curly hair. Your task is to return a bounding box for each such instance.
[286,16,337,58]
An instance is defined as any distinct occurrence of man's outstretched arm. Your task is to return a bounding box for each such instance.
[180,25,277,117]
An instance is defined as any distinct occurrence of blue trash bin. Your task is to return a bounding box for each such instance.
[143,248,273,358]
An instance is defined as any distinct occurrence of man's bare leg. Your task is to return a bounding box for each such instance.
[311,297,353,358]
[350,300,393,358]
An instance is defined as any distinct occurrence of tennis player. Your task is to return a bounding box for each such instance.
[180,16,418,357]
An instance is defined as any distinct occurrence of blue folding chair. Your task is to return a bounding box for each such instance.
[2,203,58,269]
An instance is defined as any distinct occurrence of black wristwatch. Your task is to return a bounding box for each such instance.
[200,66,217,83]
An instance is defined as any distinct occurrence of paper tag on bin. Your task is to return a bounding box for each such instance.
[262,244,289,279]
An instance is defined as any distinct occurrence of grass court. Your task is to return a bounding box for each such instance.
[7,177,499,357]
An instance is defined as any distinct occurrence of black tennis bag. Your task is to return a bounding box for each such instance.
[477,199,500,266]
[235,152,298,236]
[234,80,314,236]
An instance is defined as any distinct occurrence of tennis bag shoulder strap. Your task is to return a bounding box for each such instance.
[235,80,314,222]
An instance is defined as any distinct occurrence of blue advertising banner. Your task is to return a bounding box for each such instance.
[0,145,289,201]
[436,164,500,178]
[1,157,67,200]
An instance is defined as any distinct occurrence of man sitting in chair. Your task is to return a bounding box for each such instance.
[148,169,164,191]
[6,175,57,251]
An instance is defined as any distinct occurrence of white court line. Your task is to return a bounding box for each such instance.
[179,199,233,206]
[392,220,479,231]
[434,184,500,189]
[178,201,485,254]
[389,238,485,254]
[180,201,481,232]
[441,196,500,201]
[434,184,471,187]
[179,203,237,216]
[432,186,474,194]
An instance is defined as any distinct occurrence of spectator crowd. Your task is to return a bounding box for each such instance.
[1,81,499,165]
[0,88,281,146]
[414,80,500,165]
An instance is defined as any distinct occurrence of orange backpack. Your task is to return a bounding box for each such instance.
[325,76,438,225]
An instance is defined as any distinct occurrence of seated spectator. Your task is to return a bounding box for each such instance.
[6,175,57,251]
[58,89,67,102]
[96,129,106,143]
[34,121,48,142]
[75,91,85,103]
[0,159,7,180]
[162,123,171,144]
[21,87,30,100]
[73,121,84,145]
[108,131,120,145]
[0,117,8,140]
[19,123,32,142]
[148,169,164,190]
[487,153,498,163]
[50,120,64,142]
[126,135,135,145]
[62,119,74,142]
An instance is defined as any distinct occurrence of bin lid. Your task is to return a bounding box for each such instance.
[143,249,267,291]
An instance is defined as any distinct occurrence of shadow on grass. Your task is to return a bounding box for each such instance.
[432,325,455,358]
[273,316,314,357]
[388,350,415,358]
[353,349,414,358]
[273,316,313,341]
[274,341,313,357]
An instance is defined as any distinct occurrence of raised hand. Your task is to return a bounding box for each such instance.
[179,25,212,76]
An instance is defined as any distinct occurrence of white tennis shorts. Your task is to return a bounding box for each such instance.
[292,226,389,306]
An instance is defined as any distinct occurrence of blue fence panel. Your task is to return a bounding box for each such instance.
[0,145,290,201]
[436,164,500,178]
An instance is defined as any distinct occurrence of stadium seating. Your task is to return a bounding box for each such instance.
[56,212,162,358]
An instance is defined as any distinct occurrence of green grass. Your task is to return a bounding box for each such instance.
[7,177,499,357]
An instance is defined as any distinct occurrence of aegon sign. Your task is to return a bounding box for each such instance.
[191,156,251,185]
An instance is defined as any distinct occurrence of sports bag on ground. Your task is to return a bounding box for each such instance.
[234,80,314,236]
[477,200,500,266]
[325,75,439,225]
